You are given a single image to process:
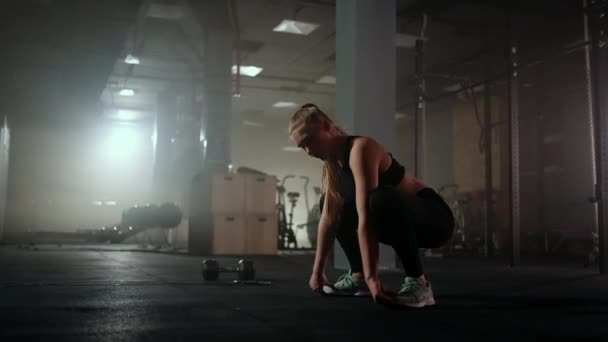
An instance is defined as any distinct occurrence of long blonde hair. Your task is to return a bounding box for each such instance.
[288,104,346,224]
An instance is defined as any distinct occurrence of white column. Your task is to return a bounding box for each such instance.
[335,0,397,270]
[336,0,396,151]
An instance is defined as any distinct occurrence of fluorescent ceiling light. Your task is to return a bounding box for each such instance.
[272,101,298,108]
[242,120,265,127]
[282,146,301,152]
[232,65,263,77]
[119,89,135,96]
[124,54,140,65]
[273,19,320,35]
[316,75,336,84]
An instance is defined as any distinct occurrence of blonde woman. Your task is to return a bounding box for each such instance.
[288,104,454,308]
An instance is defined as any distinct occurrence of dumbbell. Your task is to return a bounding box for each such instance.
[201,259,256,281]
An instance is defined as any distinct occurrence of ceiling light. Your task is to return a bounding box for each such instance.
[242,120,265,127]
[272,101,298,108]
[119,89,135,96]
[282,146,301,152]
[273,19,320,35]
[232,65,263,77]
[316,75,336,84]
[124,54,140,65]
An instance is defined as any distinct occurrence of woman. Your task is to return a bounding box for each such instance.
[288,104,454,308]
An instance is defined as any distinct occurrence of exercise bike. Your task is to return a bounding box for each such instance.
[277,175,299,250]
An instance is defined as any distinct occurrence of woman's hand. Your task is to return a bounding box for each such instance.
[309,271,329,293]
[367,278,398,307]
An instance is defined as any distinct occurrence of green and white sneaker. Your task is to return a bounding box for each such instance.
[396,277,436,308]
[322,271,369,296]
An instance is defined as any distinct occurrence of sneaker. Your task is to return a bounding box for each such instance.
[396,277,436,308]
[323,271,369,296]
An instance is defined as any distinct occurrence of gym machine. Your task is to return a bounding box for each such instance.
[277,175,299,249]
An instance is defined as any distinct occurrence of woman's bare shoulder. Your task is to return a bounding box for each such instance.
[351,136,385,153]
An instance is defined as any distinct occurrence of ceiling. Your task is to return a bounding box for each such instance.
[0,0,586,129]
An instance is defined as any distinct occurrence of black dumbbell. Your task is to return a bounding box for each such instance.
[201,259,256,281]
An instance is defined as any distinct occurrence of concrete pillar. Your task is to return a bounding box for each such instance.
[335,0,397,269]
[154,87,205,204]
[187,0,234,255]
[0,119,8,241]
[202,31,233,169]
[191,0,234,170]
[153,88,179,202]
[336,0,396,151]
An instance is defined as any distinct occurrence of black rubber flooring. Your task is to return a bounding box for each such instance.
[1,244,607,341]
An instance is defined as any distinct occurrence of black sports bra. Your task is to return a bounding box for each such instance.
[338,136,406,202]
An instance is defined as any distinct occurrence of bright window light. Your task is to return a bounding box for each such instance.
[316,75,336,84]
[108,109,148,121]
[124,54,140,65]
[273,19,320,35]
[273,101,298,108]
[232,65,263,77]
[119,89,136,96]
[104,125,139,160]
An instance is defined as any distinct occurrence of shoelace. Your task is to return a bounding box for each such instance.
[400,280,421,294]
[335,273,356,288]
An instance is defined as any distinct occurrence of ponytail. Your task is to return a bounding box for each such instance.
[289,104,345,225]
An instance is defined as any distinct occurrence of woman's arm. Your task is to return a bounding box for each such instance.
[312,197,336,275]
[349,138,382,286]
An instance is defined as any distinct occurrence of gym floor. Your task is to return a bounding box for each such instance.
[1,245,607,341]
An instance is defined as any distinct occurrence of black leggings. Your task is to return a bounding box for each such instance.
[321,187,454,278]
